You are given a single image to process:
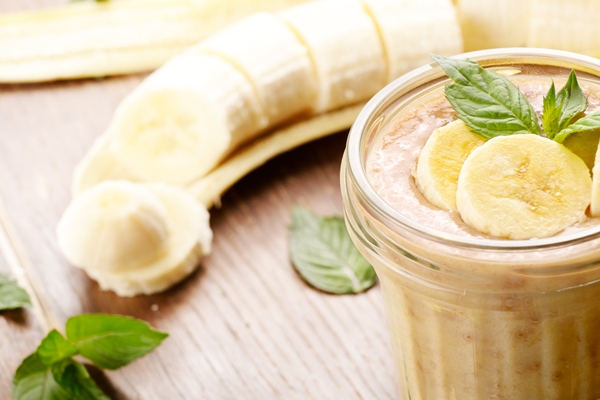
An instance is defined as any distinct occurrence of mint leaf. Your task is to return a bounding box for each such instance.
[12,353,73,400]
[542,81,562,136]
[543,71,587,139]
[288,206,376,294]
[66,314,168,370]
[52,359,110,400]
[37,330,79,367]
[0,273,31,311]
[431,54,540,139]
[553,111,600,143]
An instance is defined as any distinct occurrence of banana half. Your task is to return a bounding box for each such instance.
[456,134,592,240]
[73,0,463,192]
[57,181,212,296]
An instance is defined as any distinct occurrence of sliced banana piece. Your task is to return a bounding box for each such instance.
[415,119,486,211]
[278,0,386,113]
[107,52,267,186]
[457,134,592,239]
[195,12,316,128]
[456,0,532,51]
[527,0,600,56]
[362,0,462,83]
[72,134,139,196]
[57,181,212,296]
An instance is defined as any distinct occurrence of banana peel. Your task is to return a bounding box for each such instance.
[0,0,311,83]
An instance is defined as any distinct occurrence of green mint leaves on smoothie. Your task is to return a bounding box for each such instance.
[288,206,376,294]
[542,71,587,139]
[12,314,168,400]
[431,54,600,143]
[0,273,31,311]
[553,112,600,143]
[430,54,540,139]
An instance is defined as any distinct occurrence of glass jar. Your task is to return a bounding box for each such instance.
[341,48,600,400]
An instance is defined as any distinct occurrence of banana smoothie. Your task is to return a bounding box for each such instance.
[342,49,600,400]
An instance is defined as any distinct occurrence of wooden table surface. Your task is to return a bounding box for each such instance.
[0,1,397,399]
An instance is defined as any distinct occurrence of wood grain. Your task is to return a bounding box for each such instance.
[0,1,398,399]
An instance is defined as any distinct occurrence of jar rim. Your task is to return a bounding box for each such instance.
[347,47,600,250]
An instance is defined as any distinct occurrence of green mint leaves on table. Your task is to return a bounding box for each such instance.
[431,54,600,143]
[0,273,31,311]
[288,206,376,294]
[13,314,168,400]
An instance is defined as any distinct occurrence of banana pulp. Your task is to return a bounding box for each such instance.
[60,0,462,296]
[73,0,462,193]
[57,181,212,297]
[456,134,591,240]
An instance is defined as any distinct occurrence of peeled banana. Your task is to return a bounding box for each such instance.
[62,103,363,295]
[527,0,600,57]
[456,134,591,240]
[60,0,463,296]
[73,0,462,191]
[363,0,462,81]
[195,12,317,128]
[279,0,386,113]
[455,0,531,51]
[455,0,600,56]
[0,0,312,83]
[108,52,267,186]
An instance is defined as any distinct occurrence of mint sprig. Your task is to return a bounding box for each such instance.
[431,54,600,143]
[543,70,587,140]
[0,273,31,311]
[288,206,376,294]
[431,54,540,139]
[13,314,168,400]
[553,111,600,143]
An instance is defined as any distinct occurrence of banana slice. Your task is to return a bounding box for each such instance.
[57,181,212,296]
[362,0,462,83]
[278,0,386,112]
[456,0,531,51]
[195,12,316,128]
[72,134,139,196]
[415,119,486,211]
[107,52,267,186]
[456,134,592,239]
[527,0,600,56]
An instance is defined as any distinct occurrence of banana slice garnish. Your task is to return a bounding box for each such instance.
[414,119,486,211]
[456,134,592,239]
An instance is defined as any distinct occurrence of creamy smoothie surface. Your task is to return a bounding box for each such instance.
[366,75,600,239]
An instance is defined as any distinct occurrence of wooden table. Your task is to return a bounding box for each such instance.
[0,1,397,398]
